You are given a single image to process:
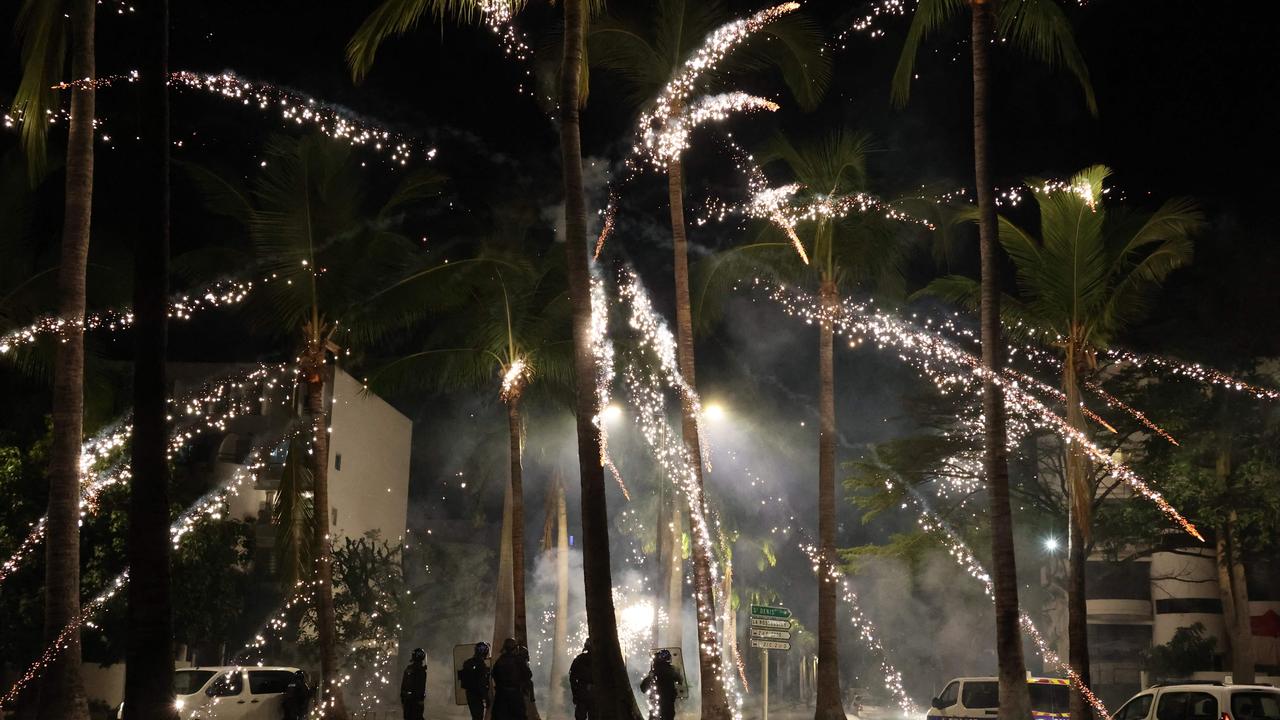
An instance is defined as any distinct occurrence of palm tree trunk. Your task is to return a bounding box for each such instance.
[669,156,731,720]
[970,5,1031,720]
[304,352,347,720]
[124,0,176,715]
[550,475,571,716]
[816,278,845,720]
[494,480,515,648]
[509,399,529,647]
[36,1,95,717]
[667,499,685,651]
[657,486,685,649]
[559,1,642,717]
[1214,439,1254,684]
[1063,354,1092,720]
[1067,514,1091,720]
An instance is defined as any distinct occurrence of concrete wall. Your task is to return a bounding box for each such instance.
[325,368,412,543]
[1151,550,1226,647]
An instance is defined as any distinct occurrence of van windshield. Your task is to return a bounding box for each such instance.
[1030,684,1070,714]
[174,670,216,695]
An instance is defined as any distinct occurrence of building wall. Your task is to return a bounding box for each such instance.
[325,368,412,543]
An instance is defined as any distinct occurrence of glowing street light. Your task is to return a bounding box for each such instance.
[1043,536,1061,553]
[703,403,726,422]
[602,403,624,423]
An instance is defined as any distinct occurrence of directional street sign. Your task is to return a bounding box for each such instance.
[749,639,791,651]
[750,617,792,630]
[750,628,791,641]
[750,605,792,619]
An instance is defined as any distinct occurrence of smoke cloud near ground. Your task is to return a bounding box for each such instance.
[397,254,1029,715]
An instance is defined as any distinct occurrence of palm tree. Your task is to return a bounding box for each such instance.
[124,0,177,716]
[696,126,904,720]
[190,134,443,719]
[893,4,1094,717]
[14,0,96,715]
[350,3,643,718]
[923,165,1202,719]
[366,250,572,657]
[587,8,828,712]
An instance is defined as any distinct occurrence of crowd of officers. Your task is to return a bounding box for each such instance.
[399,638,683,720]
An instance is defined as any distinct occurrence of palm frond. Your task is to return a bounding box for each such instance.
[690,240,795,332]
[996,0,1096,115]
[348,0,527,81]
[890,0,964,108]
[737,12,832,111]
[12,0,68,181]
[914,275,1040,339]
[378,168,447,221]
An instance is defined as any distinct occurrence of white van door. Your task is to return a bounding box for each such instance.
[930,681,963,720]
[960,680,1001,717]
[199,670,249,719]
[243,669,294,719]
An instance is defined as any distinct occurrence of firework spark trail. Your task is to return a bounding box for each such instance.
[760,281,1204,540]
[1082,379,1178,445]
[1101,348,1280,401]
[0,572,129,710]
[696,139,933,265]
[885,473,1112,720]
[590,273,631,501]
[640,93,780,171]
[798,544,919,715]
[594,3,800,256]
[0,425,304,705]
[0,364,298,587]
[612,269,741,718]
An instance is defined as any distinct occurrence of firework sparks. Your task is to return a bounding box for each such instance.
[758,280,1204,541]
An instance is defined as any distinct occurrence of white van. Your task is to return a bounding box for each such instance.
[928,676,1071,720]
[1112,682,1280,720]
[117,666,305,720]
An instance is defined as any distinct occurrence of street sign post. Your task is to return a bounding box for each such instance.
[749,639,792,651]
[748,606,792,720]
[750,605,792,619]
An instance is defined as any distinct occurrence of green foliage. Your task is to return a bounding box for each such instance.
[348,0,529,83]
[365,246,574,408]
[11,0,67,180]
[171,519,255,658]
[1143,622,1217,679]
[273,433,316,593]
[920,165,1202,348]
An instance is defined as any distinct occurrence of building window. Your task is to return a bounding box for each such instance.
[1088,624,1151,662]
[1086,560,1151,601]
[1154,598,1223,614]
[335,453,342,471]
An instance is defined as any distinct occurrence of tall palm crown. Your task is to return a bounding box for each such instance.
[925,165,1201,357]
[892,0,1096,114]
[587,0,830,111]
[366,250,573,404]
[695,128,905,320]
[190,133,449,344]
[923,164,1202,529]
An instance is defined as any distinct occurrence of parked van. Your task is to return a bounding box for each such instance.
[928,676,1071,720]
[1111,682,1280,720]
[117,666,305,720]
